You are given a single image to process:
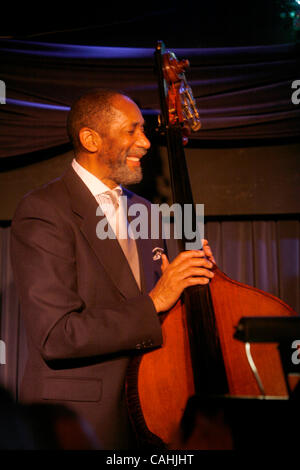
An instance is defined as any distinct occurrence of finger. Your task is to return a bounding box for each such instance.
[201,239,216,263]
[184,276,210,287]
[190,258,213,268]
[161,253,169,273]
[175,257,214,274]
[172,250,205,268]
[204,246,215,263]
[182,267,215,279]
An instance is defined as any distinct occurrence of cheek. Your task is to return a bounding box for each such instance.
[120,140,135,157]
[105,141,126,160]
[104,135,134,160]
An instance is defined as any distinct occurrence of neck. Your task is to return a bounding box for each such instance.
[75,155,117,189]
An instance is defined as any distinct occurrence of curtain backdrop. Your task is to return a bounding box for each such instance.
[1,39,300,160]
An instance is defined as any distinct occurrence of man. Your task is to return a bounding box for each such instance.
[10,88,215,449]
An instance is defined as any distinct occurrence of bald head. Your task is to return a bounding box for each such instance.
[66,88,129,154]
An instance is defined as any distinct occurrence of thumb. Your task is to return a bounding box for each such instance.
[161,253,169,273]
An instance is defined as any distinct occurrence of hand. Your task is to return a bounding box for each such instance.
[149,240,215,313]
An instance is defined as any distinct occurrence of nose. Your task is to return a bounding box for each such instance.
[137,130,151,150]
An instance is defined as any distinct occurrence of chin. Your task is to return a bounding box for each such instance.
[118,168,143,186]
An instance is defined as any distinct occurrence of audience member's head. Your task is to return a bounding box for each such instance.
[0,384,101,449]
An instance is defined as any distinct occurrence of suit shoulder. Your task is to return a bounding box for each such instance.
[12,173,68,220]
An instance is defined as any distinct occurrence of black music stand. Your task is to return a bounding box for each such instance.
[179,317,300,449]
[234,316,300,398]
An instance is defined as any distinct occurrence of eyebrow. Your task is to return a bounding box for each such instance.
[130,120,145,129]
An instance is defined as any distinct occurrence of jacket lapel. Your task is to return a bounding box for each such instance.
[62,166,141,299]
[124,188,164,295]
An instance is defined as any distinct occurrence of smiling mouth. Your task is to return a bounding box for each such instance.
[126,156,141,167]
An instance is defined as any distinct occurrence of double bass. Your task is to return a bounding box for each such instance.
[126,41,298,449]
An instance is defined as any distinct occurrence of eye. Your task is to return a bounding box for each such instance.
[127,124,146,136]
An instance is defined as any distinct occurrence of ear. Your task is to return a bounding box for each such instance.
[79,127,102,153]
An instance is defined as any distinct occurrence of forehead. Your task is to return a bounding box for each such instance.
[110,95,144,128]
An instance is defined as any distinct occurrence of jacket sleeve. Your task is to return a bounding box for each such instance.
[10,193,163,362]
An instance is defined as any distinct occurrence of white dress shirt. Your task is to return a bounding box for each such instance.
[72,158,141,288]
[72,158,121,230]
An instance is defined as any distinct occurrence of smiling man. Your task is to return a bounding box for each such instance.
[10,88,214,449]
[67,90,149,188]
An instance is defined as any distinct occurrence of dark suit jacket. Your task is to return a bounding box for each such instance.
[10,165,165,449]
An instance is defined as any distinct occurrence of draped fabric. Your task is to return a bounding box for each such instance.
[1,220,299,397]
[0,39,299,398]
[0,39,300,159]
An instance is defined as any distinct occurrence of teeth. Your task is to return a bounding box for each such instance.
[127,157,139,161]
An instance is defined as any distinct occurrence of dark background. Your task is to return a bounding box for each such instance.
[1,1,298,47]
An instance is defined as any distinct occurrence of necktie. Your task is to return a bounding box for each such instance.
[96,189,141,290]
